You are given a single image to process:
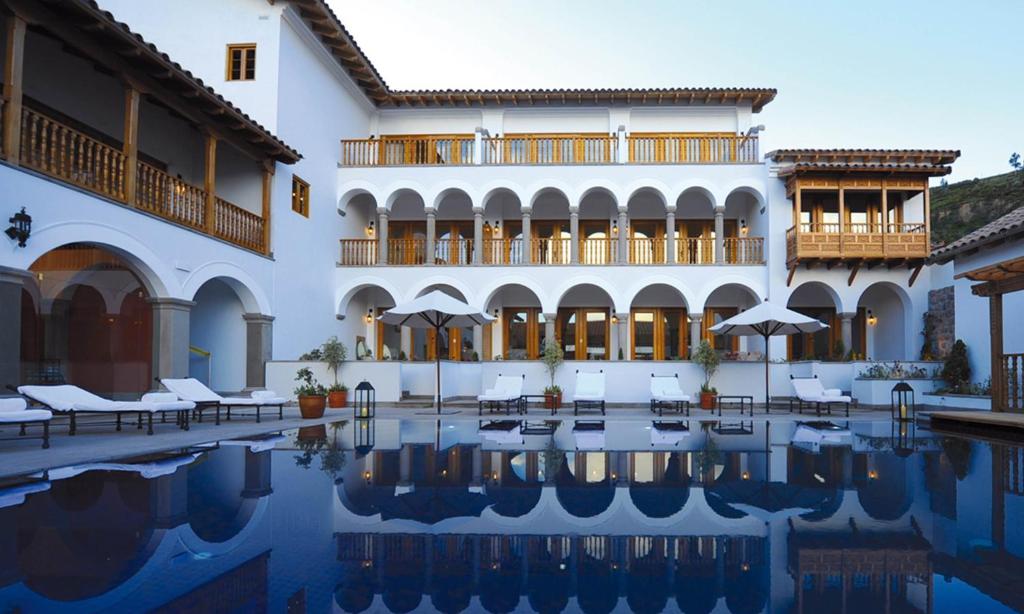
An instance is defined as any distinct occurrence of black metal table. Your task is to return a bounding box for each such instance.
[716,395,754,417]
[519,395,560,415]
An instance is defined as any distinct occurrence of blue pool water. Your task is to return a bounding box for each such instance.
[0,418,1021,613]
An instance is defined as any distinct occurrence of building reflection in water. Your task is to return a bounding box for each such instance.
[0,420,1021,613]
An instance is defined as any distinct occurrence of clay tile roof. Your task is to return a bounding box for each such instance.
[767,149,960,177]
[929,205,1024,264]
[295,1,777,112]
[51,0,300,163]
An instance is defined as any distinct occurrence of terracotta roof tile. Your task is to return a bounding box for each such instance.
[929,205,1024,264]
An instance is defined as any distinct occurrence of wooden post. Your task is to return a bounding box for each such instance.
[794,186,802,229]
[122,85,141,205]
[838,186,845,256]
[990,293,1004,412]
[203,133,217,234]
[923,180,932,251]
[260,161,274,255]
[880,184,888,234]
[2,16,27,164]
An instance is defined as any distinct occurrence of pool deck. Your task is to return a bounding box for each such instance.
[0,404,925,480]
[923,410,1024,441]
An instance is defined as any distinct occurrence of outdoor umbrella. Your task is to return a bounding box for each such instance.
[378,290,495,414]
[707,302,827,407]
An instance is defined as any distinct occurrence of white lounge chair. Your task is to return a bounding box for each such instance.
[791,421,852,453]
[0,480,50,509]
[48,452,203,481]
[651,421,690,446]
[572,370,605,416]
[572,421,605,450]
[478,420,524,445]
[160,378,286,425]
[478,373,524,415]
[790,375,851,417]
[649,374,691,416]
[17,385,194,435]
[0,397,53,448]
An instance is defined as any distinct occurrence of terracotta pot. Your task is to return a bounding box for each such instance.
[699,392,717,410]
[328,390,348,409]
[297,424,327,441]
[545,392,562,410]
[298,395,327,419]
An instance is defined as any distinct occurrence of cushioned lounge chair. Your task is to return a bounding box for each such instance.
[790,375,851,417]
[572,370,605,416]
[17,385,193,435]
[572,421,605,450]
[478,374,524,415]
[649,374,691,416]
[651,421,690,446]
[478,420,524,445]
[160,378,285,424]
[0,397,53,448]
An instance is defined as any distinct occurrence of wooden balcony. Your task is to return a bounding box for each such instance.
[17,106,268,253]
[786,223,928,264]
[339,132,757,166]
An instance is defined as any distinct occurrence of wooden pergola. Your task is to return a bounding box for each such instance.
[955,254,1024,412]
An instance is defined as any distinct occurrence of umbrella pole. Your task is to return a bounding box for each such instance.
[764,332,770,410]
[435,323,442,414]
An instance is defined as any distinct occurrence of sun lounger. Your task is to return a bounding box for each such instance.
[572,420,605,450]
[160,378,285,424]
[219,433,287,453]
[572,370,605,415]
[651,421,690,446]
[649,374,691,416]
[0,480,50,509]
[791,421,852,452]
[478,420,524,445]
[48,452,203,481]
[478,374,524,415]
[17,385,193,435]
[790,375,851,417]
[0,398,53,448]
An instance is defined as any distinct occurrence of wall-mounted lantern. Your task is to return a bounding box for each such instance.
[867,309,877,326]
[5,207,31,247]
[364,308,373,324]
[366,220,375,237]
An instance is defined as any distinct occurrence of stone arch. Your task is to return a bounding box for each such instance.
[576,181,620,210]
[407,276,474,305]
[625,278,695,312]
[429,182,478,212]
[552,276,626,314]
[855,281,914,360]
[481,181,527,209]
[527,183,574,211]
[182,262,271,315]
[338,181,381,216]
[624,181,670,211]
[383,184,428,212]
[697,279,765,312]
[479,277,547,314]
[673,184,718,211]
[336,278,402,317]
[785,281,842,313]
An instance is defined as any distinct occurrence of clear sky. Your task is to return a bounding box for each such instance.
[326,0,1022,183]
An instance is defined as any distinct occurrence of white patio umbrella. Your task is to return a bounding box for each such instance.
[708,302,827,407]
[378,290,495,414]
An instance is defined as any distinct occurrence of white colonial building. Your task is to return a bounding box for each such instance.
[0,0,979,404]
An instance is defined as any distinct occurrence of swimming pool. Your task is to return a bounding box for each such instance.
[0,418,1020,613]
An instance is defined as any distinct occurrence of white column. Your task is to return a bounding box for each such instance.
[243,313,273,391]
[0,266,31,389]
[665,209,676,264]
[425,209,436,265]
[616,313,630,361]
[377,209,389,265]
[617,208,628,264]
[690,314,703,358]
[521,209,532,264]
[150,298,193,383]
[617,125,628,164]
[839,312,855,357]
[473,209,484,265]
[472,325,483,360]
[473,128,484,165]
[714,207,725,264]
[569,209,580,264]
[400,326,412,360]
[542,313,556,350]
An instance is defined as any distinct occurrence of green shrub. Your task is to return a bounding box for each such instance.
[941,340,971,392]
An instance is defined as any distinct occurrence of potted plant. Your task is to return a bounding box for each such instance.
[322,336,348,408]
[693,340,720,410]
[294,367,327,419]
[541,339,564,410]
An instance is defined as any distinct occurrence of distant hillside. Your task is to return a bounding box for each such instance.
[930,171,1024,246]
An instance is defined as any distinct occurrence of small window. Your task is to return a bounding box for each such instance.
[226,44,257,81]
[291,175,310,217]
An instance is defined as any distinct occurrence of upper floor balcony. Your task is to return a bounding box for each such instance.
[340,131,759,167]
[0,1,298,255]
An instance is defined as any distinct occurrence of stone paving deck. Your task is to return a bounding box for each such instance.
[0,404,903,480]
[925,410,1024,431]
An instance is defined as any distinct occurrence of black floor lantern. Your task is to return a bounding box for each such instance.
[354,380,375,419]
[890,382,915,422]
[354,418,375,457]
[891,419,916,457]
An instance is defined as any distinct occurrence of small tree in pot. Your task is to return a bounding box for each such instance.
[541,338,564,410]
[322,336,348,408]
[693,340,720,410]
[294,367,327,419]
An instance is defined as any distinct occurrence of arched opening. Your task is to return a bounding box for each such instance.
[479,536,522,613]
[555,452,613,517]
[626,537,670,613]
[626,188,668,264]
[481,188,523,264]
[858,282,909,360]
[527,535,571,613]
[723,188,764,263]
[578,188,617,265]
[342,285,398,361]
[675,188,718,264]
[577,536,618,614]
[484,284,544,360]
[338,190,378,265]
[22,243,153,397]
[434,189,474,266]
[530,188,571,265]
[786,282,849,361]
[557,283,615,360]
[186,446,253,543]
[189,279,247,391]
[630,284,689,360]
[413,285,472,361]
[701,284,762,359]
[855,452,912,520]
[629,452,691,517]
[387,189,428,265]
[674,536,721,614]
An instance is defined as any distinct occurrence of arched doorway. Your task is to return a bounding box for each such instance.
[629,284,690,360]
[188,279,247,392]
[413,285,473,361]
[786,282,848,360]
[857,282,910,360]
[701,284,762,358]
[483,283,544,361]
[556,283,615,360]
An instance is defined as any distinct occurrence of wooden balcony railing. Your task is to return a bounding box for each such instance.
[677,238,716,264]
[21,107,126,200]
[482,238,525,264]
[434,238,473,265]
[341,135,474,166]
[724,237,765,264]
[387,238,427,265]
[787,224,929,262]
[339,239,378,266]
[628,133,758,164]
[1001,353,1024,412]
[482,134,617,165]
[531,237,572,265]
[17,106,267,253]
[580,237,617,264]
[627,237,666,264]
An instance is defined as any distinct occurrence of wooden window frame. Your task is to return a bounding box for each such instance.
[503,308,541,360]
[226,44,257,81]
[631,308,688,360]
[557,308,610,361]
[703,308,739,352]
[291,175,310,217]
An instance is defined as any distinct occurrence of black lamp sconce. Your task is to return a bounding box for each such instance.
[5,207,31,247]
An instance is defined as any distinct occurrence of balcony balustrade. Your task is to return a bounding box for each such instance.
[340,132,758,167]
[785,223,928,263]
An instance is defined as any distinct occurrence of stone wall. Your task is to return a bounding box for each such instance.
[925,286,955,358]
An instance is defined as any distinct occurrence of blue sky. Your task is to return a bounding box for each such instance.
[327,0,1023,183]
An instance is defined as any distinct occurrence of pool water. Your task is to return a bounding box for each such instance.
[0,418,1021,613]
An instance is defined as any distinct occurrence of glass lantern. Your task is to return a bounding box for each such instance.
[354,380,375,419]
[890,382,915,422]
[354,418,375,457]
